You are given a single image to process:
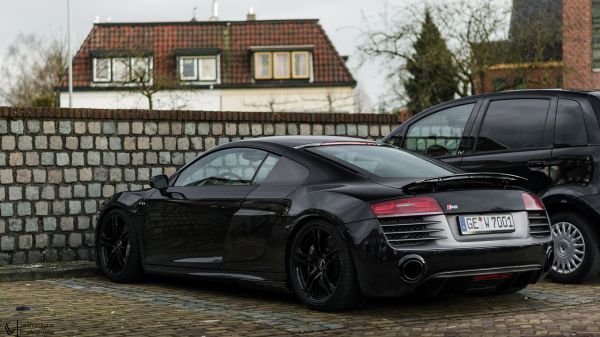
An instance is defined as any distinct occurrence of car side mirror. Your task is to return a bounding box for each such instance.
[150,175,169,190]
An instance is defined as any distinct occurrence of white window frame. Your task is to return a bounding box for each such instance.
[254,52,273,80]
[292,51,310,79]
[178,55,220,83]
[198,56,218,81]
[273,52,291,79]
[112,57,130,83]
[92,56,153,85]
[130,57,151,82]
[179,57,199,81]
[92,58,111,82]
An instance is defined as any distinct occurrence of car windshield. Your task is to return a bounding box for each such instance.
[309,145,454,178]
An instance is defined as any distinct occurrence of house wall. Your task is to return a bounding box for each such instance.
[0,106,401,265]
[478,62,563,94]
[563,0,600,89]
[220,87,356,113]
[59,87,357,113]
[59,90,221,111]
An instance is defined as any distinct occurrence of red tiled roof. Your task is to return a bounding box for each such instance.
[62,19,356,88]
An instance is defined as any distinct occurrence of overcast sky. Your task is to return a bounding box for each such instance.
[0,0,395,107]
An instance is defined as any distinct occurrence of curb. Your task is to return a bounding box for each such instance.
[0,261,101,282]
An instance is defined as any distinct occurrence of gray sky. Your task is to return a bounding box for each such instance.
[0,0,391,107]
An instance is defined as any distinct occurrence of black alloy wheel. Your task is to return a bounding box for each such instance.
[289,220,363,311]
[98,209,143,282]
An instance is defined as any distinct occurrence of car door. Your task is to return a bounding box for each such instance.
[143,147,269,269]
[386,100,481,168]
[460,95,556,193]
[550,97,595,189]
[222,154,310,272]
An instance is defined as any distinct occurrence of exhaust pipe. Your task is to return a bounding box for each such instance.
[398,255,426,283]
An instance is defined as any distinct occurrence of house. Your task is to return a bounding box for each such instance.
[58,15,358,112]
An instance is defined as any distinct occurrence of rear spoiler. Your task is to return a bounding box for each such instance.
[402,173,526,193]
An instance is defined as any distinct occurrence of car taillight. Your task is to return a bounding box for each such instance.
[522,192,545,211]
[370,197,442,218]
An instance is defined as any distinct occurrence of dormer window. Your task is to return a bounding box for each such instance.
[252,47,312,81]
[176,49,220,84]
[179,56,218,82]
[91,52,152,84]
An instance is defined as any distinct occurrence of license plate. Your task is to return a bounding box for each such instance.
[458,214,515,235]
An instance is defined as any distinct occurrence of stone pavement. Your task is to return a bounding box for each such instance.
[1,276,600,336]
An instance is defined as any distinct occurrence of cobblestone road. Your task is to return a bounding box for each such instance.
[1,276,600,336]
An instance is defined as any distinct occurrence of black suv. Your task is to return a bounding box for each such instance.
[382,89,600,283]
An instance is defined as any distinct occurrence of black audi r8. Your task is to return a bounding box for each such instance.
[96,136,553,311]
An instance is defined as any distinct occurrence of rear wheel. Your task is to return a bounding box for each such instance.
[288,220,363,311]
[549,211,600,283]
[97,209,143,283]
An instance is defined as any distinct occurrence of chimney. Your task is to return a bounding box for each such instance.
[209,0,219,21]
[247,7,256,21]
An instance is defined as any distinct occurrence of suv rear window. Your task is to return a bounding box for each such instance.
[555,99,588,147]
[308,145,453,178]
[476,99,550,152]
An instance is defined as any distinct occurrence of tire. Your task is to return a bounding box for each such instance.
[97,208,144,283]
[288,220,364,311]
[549,211,600,284]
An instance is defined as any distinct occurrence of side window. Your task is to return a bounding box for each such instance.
[555,99,588,147]
[174,148,267,187]
[403,103,475,157]
[476,99,550,152]
[252,154,281,184]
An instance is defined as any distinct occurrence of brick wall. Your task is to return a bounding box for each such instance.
[563,0,599,89]
[0,107,402,265]
[478,62,563,94]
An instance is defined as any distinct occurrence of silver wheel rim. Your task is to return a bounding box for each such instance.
[551,222,585,274]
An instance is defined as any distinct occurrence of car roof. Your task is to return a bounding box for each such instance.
[416,89,600,116]
[238,136,373,148]
[467,89,599,100]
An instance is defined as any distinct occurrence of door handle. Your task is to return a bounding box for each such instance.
[527,161,547,169]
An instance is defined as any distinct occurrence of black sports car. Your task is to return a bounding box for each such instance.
[96,136,553,311]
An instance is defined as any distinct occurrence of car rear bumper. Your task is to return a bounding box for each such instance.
[345,219,553,297]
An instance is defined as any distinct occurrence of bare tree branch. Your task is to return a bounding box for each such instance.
[0,33,67,107]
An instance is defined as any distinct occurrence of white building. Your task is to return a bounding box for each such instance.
[59,17,358,113]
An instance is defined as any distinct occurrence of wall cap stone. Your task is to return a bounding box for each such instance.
[0,107,403,124]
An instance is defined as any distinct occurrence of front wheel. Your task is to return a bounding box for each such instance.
[97,209,143,283]
[549,211,600,284]
[288,220,363,311]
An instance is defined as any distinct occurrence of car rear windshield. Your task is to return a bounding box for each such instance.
[308,145,454,178]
